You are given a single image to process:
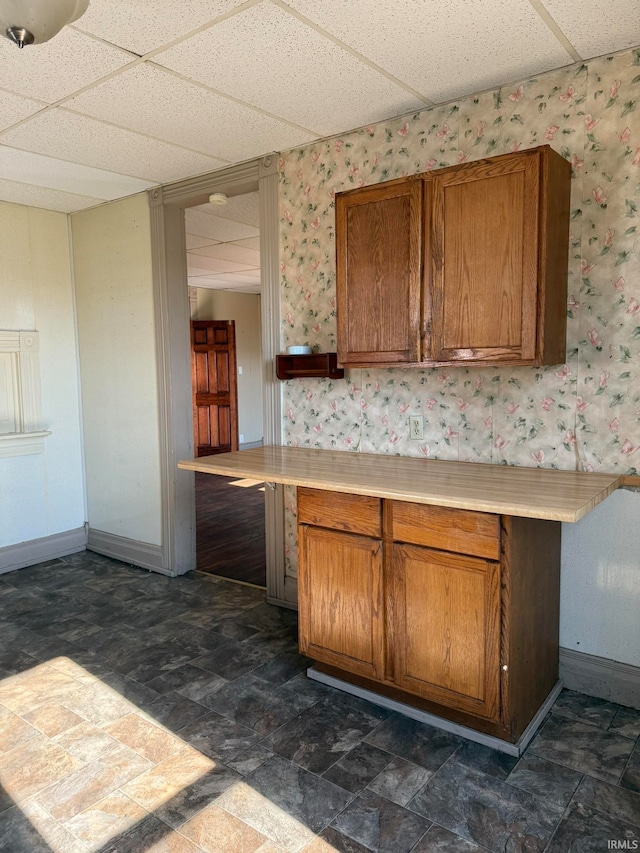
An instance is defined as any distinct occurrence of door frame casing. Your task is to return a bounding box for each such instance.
[148,155,294,605]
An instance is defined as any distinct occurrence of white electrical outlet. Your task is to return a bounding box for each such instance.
[409,416,424,440]
[239,434,244,444]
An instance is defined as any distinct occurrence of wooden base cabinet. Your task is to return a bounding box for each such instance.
[297,487,561,743]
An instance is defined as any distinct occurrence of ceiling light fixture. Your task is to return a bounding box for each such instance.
[0,0,89,48]
[208,193,228,206]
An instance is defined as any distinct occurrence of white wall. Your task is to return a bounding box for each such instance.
[0,202,85,548]
[72,194,162,546]
[194,289,263,445]
[561,488,640,668]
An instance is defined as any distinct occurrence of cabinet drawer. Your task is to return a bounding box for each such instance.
[391,501,500,560]
[298,488,381,537]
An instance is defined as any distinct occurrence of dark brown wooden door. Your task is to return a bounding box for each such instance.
[336,177,423,365]
[429,150,540,364]
[298,524,384,681]
[392,542,501,721]
[191,320,238,457]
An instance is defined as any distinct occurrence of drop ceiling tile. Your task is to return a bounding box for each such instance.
[235,237,261,251]
[185,208,259,242]
[189,271,262,285]
[74,0,248,55]
[217,272,263,285]
[186,234,218,250]
[193,192,260,226]
[0,91,45,132]
[153,2,425,135]
[190,279,261,293]
[186,253,253,273]
[541,0,640,58]
[187,266,219,277]
[66,62,315,160]
[190,244,260,265]
[0,146,153,200]
[0,28,134,104]
[282,0,574,102]
[1,109,226,182]
[0,178,101,213]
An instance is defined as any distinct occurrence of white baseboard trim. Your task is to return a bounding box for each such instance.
[0,527,87,575]
[308,668,562,756]
[559,647,640,710]
[87,528,166,574]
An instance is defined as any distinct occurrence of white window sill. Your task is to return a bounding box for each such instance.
[0,431,51,458]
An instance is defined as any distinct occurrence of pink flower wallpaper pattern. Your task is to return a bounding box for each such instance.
[277,50,640,575]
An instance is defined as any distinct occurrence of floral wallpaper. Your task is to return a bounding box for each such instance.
[278,49,640,576]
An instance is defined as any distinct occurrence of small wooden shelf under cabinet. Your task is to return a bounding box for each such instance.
[276,352,344,380]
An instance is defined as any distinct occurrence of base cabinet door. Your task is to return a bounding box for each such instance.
[298,525,384,681]
[392,542,501,721]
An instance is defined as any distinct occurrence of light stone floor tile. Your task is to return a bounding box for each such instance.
[120,745,216,812]
[35,742,152,822]
[144,833,205,853]
[299,838,344,853]
[0,736,83,803]
[104,712,185,763]
[6,800,90,853]
[57,682,135,727]
[0,665,79,715]
[23,702,85,737]
[215,781,315,852]
[0,705,40,753]
[180,802,268,853]
[45,656,99,681]
[63,790,149,850]
[53,721,121,763]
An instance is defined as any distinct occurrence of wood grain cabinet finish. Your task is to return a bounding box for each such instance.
[392,543,501,721]
[335,178,423,366]
[298,524,384,681]
[297,487,561,743]
[336,145,571,368]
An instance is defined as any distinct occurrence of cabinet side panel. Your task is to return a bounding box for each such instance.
[298,525,384,679]
[502,515,561,740]
[538,148,571,365]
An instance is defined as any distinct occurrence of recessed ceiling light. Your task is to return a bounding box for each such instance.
[208,193,228,206]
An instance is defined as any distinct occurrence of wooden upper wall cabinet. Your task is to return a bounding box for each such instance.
[335,145,571,368]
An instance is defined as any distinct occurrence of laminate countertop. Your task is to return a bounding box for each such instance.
[177,446,621,523]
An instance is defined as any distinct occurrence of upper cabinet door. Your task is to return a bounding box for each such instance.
[429,151,541,365]
[336,178,423,365]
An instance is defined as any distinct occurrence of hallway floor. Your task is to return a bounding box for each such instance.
[0,552,638,852]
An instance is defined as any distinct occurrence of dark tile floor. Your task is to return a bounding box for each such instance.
[0,551,639,852]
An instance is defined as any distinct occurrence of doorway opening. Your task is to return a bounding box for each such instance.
[185,192,266,587]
